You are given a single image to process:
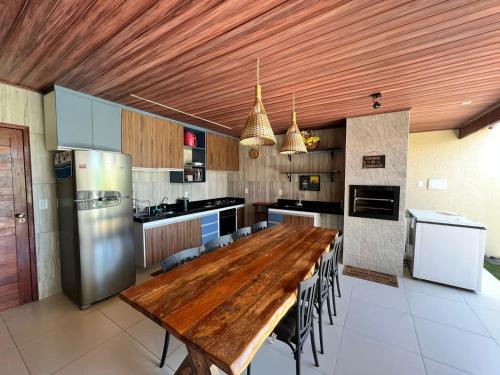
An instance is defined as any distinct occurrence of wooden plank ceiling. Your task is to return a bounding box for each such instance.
[0,0,499,136]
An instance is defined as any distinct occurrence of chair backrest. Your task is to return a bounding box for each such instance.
[232,227,252,241]
[318,250,335,303]
[251,221,268,233]
[160,247,201,272]
[204,234,233,253]
[332,234,343,265]
[296,270,319,347]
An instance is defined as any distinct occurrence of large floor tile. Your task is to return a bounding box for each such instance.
[1,293,93,345]
[470,305,500,345]
[345,298,420,353]
[461,270,500,312]
[407,292,489,336]
[18,310,121,375]
[334,328,425,375]
[96,295,145,329]
[55,332,158,375]
[0,348,30,375]
[423,358,470,375]
[350,279,410,313]
[127,318,183,359]
[402,276,465,302]
[0,319,15,354]
[414,317,500,375]
[164,343,188,371]
[270,316,342,374]
[251,341,325,375]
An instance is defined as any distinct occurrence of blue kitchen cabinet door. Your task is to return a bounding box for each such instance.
[92,101,121,151]
[268,212,283,227]
[56,90,93,149]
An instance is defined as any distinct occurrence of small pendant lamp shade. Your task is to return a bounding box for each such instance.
[240,59,276,146]
[280,94,307,154]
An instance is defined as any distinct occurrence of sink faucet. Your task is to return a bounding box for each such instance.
[296,194,303,207]
[161,196,169,205]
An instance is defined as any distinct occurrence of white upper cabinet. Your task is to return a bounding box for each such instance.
[44,86,121,151]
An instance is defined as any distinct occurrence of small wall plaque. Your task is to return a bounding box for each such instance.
[299,175,320,191]
[363,155,385,169]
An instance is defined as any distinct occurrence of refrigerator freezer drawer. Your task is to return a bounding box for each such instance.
[413,222,486,291]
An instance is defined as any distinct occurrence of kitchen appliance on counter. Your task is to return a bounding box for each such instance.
[177,197,189,212]
[55,150,135,309]
[406,209,486,291]
[219,208,237,235]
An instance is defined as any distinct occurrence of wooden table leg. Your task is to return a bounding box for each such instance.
[174,345,220,375]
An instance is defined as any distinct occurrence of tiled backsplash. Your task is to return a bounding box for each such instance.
[132,169,232,206]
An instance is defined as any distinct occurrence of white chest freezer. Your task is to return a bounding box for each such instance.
[406,209,487,291]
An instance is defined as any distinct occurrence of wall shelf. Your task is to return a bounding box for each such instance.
[286,147,341,161]
[170,127,207,183]
[280,171,341,182]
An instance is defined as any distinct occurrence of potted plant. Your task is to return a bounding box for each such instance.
[301,130,320,150]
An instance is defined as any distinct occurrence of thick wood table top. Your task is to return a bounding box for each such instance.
[120,224,338,375]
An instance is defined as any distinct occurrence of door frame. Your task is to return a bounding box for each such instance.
[0,122,38,301]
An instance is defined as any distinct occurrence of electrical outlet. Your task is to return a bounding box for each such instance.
[278,190,283,196]
[244,188,249,194]
[39,199,48,210]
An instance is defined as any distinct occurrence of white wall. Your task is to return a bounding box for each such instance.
[343,111,409,276]
[407,128,500,257]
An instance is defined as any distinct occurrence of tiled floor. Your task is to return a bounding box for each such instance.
[1,265,500,375]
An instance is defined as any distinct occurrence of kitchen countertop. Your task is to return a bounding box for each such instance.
[134,197,245,223]
[269,199,343,215]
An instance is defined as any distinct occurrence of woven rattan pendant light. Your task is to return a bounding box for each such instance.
[280,93,307,154]
[240,59,276,146]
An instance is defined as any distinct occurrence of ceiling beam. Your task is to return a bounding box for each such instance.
[459,103,500,139]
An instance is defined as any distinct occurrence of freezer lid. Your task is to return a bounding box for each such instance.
[74,150,132,196]
[407,209,486,230]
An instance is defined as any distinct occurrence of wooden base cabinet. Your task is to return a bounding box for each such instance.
[144,218,202,267]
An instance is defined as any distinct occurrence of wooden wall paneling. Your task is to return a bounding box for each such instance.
[145,218,202,267]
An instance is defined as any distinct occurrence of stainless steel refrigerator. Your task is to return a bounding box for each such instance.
[56,150,135,309]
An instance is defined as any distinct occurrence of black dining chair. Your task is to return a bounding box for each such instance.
[251,221,268,233]
[232,226,252,241]
[330,234,343,316]
[272,271,320,375]
[316,250,335,354]
[158,247,201,368]
[203,234,233,253]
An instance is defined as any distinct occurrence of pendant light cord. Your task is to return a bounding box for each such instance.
[257,58,260,84]
[293,93,295,112]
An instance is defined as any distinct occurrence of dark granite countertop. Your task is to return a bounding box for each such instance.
[134,197,245,223]
[269,199,343,215]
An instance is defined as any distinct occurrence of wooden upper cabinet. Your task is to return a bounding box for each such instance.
[206,132,239,171]
[121,109,183,168]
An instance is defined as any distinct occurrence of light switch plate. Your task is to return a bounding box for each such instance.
[244,188,248,194]
[417,180,424,188]
[428,178,447,190]
[39,199,48,210]
[278,190,283,196]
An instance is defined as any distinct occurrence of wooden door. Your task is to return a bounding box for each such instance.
[0,126,35,310]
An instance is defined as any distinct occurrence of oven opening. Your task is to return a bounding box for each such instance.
[349,185,400,221]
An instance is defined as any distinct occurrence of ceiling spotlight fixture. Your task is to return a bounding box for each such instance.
[461,100,473,105]
[240,58,276,146]
[371,93,382,109]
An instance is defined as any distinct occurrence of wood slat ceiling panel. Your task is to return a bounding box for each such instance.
[0,0,498,134]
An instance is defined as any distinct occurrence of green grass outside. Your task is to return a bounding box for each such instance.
[484,260,500,282]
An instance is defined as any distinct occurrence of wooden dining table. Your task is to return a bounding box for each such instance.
[120,224,338,375]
